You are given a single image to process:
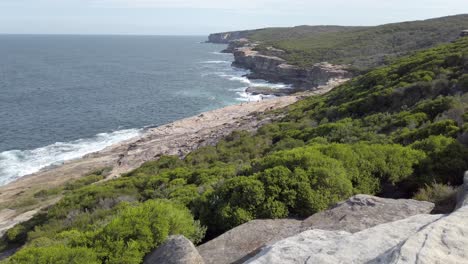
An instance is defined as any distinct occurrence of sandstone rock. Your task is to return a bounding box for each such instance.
[222,39,251,53]
[0,209,39,237]
[197,195,434,264]
[198,219,302,264]
[232,46,351,89]
[144,235,204,264]
[245,86,295,96]
[379,206,468,264]
[208,31,252,44]
[246,214,443,264]
[301,194,435,233]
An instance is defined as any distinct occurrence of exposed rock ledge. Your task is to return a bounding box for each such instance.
[144,235,204,264]
[233,45,351,89]
[208,31,254,44]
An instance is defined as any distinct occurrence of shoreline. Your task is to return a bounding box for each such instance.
[0,76,347,235]
[0,96,299,197]
[0,96,300,235]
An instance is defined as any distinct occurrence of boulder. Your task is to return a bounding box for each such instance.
[301,194,435,233]
[198,219,302,264]
[197,195,434,264]
[380,206,468,263]
[245,214,443,264]
[248,206,468,264]
[144,235,204,264]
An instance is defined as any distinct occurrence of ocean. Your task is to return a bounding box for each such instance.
[0,35,289,185]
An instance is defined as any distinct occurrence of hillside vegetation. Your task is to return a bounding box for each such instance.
[2,37,468,264]
[247,14,468,69]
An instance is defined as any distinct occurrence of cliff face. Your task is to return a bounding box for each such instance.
[207,31,252,44]
[209,34,352,90]
[232,45,351,89]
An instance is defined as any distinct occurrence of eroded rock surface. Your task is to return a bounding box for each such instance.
[232,46,351,89]
[380,206,468,264]
[144,235,204,264]
[198,219,302,264]
[198,195,435,264]
[301,194,435,233]
[246,214,443,264]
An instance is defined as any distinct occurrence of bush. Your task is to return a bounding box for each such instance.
[413,183,458,213]
[8,245,100,264]
[93,200,205,263]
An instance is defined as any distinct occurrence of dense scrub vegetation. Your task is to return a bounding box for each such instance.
[2,36,468,264]
[248,14,468,69]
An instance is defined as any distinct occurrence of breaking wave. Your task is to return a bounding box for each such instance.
[0,129,141,185]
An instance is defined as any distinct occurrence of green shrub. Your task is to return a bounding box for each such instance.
[93,200,205,263]
[414,183,458,213]
[7,245,100,264]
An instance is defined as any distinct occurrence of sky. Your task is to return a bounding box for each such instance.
[0,0,467,35]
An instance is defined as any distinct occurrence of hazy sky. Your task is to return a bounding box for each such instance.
[0,0,467,35]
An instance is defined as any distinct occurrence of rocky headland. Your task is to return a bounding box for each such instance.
[208,32,352,90]
[208,31,255,44]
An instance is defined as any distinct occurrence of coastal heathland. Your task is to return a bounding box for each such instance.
[1,31,467,263]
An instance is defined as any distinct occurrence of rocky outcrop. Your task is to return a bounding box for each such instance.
[0,209,39,237]
[208,31,253,44]
[245,86,297,96]
[461,30,468,37]
[246,171,468,264]
[197,195,434,264]
[300,194,435,233]
[207,33,352,90]
[231,45,351,89]
[222,38,251,53]
[144,235,204,264]
[197,219,302,264]
[380,206,468,264]
[246,214,444,264]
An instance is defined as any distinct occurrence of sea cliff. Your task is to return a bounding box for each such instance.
[207,30,254,44]
[208,32,352,90]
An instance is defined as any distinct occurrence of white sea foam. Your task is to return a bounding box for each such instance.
[200,60,231,64]
[235,91,276,102]
[0,129,142,186]
[205,49,291,101]
[210,51,230,55]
